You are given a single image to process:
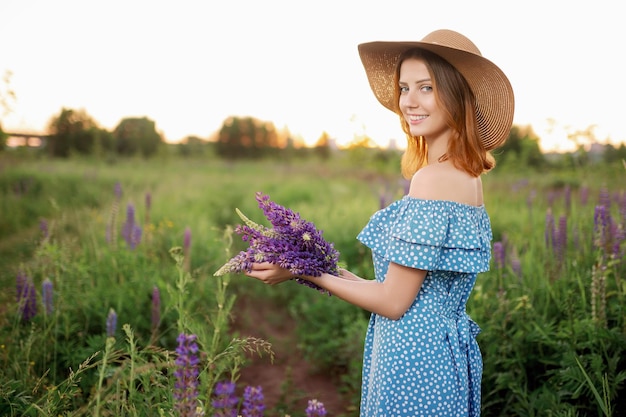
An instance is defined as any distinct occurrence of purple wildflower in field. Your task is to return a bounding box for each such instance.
[106,308,117,337]
[40,218,49,239]
[241,385,265,417]
[114,182,123,200]
[599,187,611,210]
[594,205,611,249]
[121,203,142,249]
[42,278,53,315]
[555,215,567,262]
[212,380,239,417]
[174,333,201,417]
[564,185,571,213]
[580,186,589,206]
[545,209,556,249]
[16,271,37,321]
[215,192,340,294]
[510,255,522,280]
[492,241,505,269]
[151,286,160,333]
[305,399,328,417]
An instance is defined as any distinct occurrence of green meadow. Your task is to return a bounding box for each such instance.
[1,149,624,416]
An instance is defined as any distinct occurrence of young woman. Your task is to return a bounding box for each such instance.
[245,29,514,417]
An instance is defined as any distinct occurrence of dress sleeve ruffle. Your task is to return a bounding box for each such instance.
[357,197,493,273]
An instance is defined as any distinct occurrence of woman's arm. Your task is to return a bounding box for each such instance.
[245,262,426,320]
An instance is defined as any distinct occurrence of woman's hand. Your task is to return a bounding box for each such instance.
[244,262,296,285]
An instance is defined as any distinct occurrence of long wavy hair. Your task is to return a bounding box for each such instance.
[394,48,495,179]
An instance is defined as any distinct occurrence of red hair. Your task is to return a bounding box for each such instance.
[393,49,495,179]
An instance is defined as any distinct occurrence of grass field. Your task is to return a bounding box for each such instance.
[1,150,624,416]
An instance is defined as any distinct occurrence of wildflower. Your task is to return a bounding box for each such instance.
[598,186,610,210]
[492,241,505,270]
[555,215,567,262]
[174,333,201,417]
[544,209,555,249]
[241,385,265,417]
[121,203,142,249]
[593,205,611,250]
[580,186,589,206]
[211,380,238,417]
[305,399,327,417]
[114,182,123,200]
[215,192,340,294]
[151,286,160,333]
[16,272,37,322]
[40,218,49,239]
[106,308,117,337]
[42,278,53,316]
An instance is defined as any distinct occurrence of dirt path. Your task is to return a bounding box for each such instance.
[231,294,354,416]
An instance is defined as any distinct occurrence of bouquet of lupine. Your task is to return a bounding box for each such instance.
[214,192,339,294]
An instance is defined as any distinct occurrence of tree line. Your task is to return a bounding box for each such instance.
[1,106,625,171]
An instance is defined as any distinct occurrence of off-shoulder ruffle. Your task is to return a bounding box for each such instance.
[357,197,493,273]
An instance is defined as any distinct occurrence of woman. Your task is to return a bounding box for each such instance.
[245,29,514,417]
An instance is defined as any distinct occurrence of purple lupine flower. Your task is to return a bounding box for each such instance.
[510,256,522,280]
[241,385,265,417]
[151,286,160,333]
[42,278,53,316]
[492,241,505,270]
[580,186,589,206]
[594,205,610,249]
[114,182,123,200]
[555,215,567,262]
[106,308,117,337]
[174,333,201,417]
[40,218,49,239]
[599,187,611,210]
[211,380,238,417]
[564,185,571,213]
[545,209,556,249]
[305,399,328,417]
[16,272,37,322]
[215,193,340,294]
[121,204,142,249]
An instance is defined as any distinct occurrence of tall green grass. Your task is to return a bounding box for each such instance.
[1,152,624,416]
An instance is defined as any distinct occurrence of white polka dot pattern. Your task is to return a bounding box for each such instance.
[356,197,491,417]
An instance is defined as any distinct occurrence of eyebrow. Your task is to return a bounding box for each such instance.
[399,78,431,85]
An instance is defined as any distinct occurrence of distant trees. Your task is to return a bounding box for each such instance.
[114,117,162,157]
[47,109,162,158]
[496,125,546,169]
[215,116,282,159]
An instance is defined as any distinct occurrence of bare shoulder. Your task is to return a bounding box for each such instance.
[408,162,484,206]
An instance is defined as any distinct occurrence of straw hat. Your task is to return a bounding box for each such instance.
[358,29,514,150]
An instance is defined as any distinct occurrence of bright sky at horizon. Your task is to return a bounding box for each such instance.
[1,0,624,152]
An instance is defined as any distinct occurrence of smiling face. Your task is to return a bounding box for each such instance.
[398,58,450,143]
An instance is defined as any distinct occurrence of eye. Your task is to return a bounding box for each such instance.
[399,86,409,93]
[420,85,433,93]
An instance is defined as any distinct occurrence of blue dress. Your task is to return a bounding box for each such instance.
[356,197,492,417]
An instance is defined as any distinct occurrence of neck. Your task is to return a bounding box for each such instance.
[425,135,450,165]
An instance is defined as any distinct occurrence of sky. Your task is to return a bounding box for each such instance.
[1,0,624,152]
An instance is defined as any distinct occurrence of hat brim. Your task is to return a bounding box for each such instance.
[358,38,514,150]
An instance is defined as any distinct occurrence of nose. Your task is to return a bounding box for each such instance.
[400,90,418,109]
